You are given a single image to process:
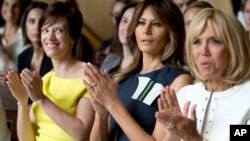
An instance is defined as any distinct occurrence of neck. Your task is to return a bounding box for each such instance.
[52,56,76,77]
[140,54,164,74]
[205,80,232,92]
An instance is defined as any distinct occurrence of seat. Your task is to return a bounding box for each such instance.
[5,108,18,141]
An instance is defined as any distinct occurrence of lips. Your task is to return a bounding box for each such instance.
[199,62,212,68]
[45,43,59,48]
[141,39,153,45]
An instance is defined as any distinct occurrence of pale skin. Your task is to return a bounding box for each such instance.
[25,8,45,73]
[244,0,250,32]
[6,17,95,141]
[0,0,21,86]
[118,8,135,69]
[156,24,231,140]
[84,5,192,141]
[184,7,202,33]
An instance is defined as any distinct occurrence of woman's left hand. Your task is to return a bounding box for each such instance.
[20,68,45,102]
[82,62,119,109]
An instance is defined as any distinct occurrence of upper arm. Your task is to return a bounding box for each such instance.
[170,74,193,93]
[76,97,95,130]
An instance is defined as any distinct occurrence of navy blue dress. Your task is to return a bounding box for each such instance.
[110,66,189,141]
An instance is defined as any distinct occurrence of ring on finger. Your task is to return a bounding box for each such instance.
[165,120,174,129]
[91,82,97,87]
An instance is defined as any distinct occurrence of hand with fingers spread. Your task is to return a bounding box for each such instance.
[155,86,202,141]
[20,68,45,102]
[82,62,119,110]
[6,70,29,104]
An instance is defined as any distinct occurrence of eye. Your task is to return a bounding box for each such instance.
[41,28,48,33]
[55,28,64,33]
[120,18,127,24]
[209,38,222,45]
[138,19,145,25]
[27,18,35,24]
[193,39,202,46]
[152,21,161,27]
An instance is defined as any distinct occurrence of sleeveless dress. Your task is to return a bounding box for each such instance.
[32,70,90,141]
[110,66,189,141]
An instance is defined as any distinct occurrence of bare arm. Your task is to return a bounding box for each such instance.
[17,103,36,141]
[20,68,95,141]
[36,96,94,141]
[6,70,36,141]
[83,63,193,141]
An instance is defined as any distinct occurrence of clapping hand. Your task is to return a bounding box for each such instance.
[155,86,202,141]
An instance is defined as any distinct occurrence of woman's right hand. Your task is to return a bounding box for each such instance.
[6,70,29,104]
[155,86,202,141]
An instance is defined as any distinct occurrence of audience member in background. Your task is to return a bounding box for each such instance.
[156,8,250,141]
[172,0,197,14]
[83,0,193,140]
[184,1,213,32]
[243,0,250,37]
[54,0,94,62]
[18,1,52,77]
[0,96,10,141]
[0,0,27,109]
[94,0,131,67]
[0,0,26,72]
[6,2,94,141]
[100,2,137,76]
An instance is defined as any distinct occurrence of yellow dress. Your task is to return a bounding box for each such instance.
[32,70,90,141]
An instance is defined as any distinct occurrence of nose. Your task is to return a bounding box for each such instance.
[201,43,210,56]
[143,24,152,35]
[47,31,56,40]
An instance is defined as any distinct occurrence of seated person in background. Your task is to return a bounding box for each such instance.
[184,0,213,32]
[6,2,94,141]
[100,2,138,76]
[171,0,197,14]
[94,0,131,67]
[0,96,11,141]
[0,0,26,72]
[156,8,250,141]
[18,1,52,77]
[82,0,193,140]
[54,0,94,63]
[243,0,250,37]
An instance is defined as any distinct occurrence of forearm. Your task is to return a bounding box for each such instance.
[36,97,89,140]
[90,113,109,141]
[17,103,36,141]
[108,100,156,141]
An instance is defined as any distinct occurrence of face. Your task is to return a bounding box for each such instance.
[118,7,135,46]
[172,0,194,14]
[192,25,229,80]
[244,0,250,31]
[135,6,168,56]
[41,17,74,59]
[1,0,21,24]
[111,1,126,26]
[25,8,44,44]
[184,7,201,32]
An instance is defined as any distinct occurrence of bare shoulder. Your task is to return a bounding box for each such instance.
[170,74,193,93]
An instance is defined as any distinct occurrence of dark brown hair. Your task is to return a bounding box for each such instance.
[21,1,48,46]
[114,0,186,82]
[39,2,83,42]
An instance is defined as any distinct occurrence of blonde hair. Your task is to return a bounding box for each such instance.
[186,8,250,85]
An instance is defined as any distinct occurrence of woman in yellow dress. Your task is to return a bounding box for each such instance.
[6,2,94,141]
